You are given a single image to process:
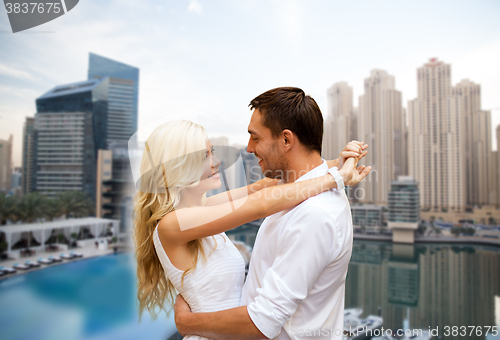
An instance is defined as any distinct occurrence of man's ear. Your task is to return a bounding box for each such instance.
[282,129,294,151]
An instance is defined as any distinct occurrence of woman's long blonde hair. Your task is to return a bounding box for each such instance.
[133,120,212,320]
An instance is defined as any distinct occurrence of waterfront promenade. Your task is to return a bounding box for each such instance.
[0,246,117,279]
[354,233,500,246]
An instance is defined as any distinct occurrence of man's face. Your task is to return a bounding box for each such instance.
[247,109,288,179]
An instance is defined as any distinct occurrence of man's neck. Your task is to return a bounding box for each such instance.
[282,152,323,183]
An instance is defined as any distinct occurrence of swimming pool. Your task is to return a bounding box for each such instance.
[0,253,177,340]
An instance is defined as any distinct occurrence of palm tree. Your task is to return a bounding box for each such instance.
[0,192,5,224]
[18,192,47,223]
[0,193,21,225]
[45,197,63,221]
[57,191,94,218]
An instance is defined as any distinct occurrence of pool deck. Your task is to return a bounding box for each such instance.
[0,246,121,280]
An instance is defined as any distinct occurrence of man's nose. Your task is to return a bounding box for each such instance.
[246,138,254,154]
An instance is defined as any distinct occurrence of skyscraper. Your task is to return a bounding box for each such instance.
[21,117,35,194]
[493,125,500,207]
[0,135,13,193]
[88,52,139,147]
[358,69,406,205]
[408,58,466,212]
[497,125,500,207]
[408,58,493,212]
[35,78,109,199]
[453,79,491,206]
[322,82,357,161]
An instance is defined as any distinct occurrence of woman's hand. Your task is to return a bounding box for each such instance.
[338,141,368,169]
[339,157,371,186]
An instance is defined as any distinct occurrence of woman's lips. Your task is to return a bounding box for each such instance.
[209,170,220,178]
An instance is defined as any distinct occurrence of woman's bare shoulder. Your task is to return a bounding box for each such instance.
[157,210,181,234]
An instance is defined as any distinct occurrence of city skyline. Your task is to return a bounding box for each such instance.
[1,0,500,167]
[3,54,500,168]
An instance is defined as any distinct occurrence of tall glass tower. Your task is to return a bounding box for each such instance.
[35,78,109,200]
[88,52,139,147]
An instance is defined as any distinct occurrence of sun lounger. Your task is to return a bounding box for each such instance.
[13,263,31,270]
[0,266,16,274]
[38,258,54,265]
[25,260,41,268]
[60,253,76,260]
[70,251,83,258]
[48,255,62,262]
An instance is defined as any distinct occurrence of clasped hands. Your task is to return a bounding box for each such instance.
[337,140,371,187]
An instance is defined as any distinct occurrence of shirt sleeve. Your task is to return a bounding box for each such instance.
[246,206,336,339]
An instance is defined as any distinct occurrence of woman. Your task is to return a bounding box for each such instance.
[133,120,367,338]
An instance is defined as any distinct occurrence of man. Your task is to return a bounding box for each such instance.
[174,87,370,339]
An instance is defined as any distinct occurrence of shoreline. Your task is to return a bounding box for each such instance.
[353,233,500,247]
[0,246,120,281]
[2,235,499,280]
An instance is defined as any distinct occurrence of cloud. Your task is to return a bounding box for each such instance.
[0,63,36,80]
[188,0,203,14]
[274,0,303,45]
[0,84,39,98]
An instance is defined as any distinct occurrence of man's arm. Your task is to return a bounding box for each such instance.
[175,207,336,340]
[175,298,267,340]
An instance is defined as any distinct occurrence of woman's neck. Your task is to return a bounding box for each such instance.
[176,189,205,209]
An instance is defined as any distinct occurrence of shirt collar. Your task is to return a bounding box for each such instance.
[294,159,328,183]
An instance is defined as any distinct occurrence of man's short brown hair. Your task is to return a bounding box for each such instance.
[249,87,323,154]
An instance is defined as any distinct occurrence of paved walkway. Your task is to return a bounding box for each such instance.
[0,246,118,280]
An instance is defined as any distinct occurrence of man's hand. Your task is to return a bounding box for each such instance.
[339,157,371,186]
[339,141,368,169]
[174,294,191,337]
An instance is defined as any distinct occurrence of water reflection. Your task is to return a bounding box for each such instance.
[0,254,176,340]
[346,241,500,339]
[1,239,499,340]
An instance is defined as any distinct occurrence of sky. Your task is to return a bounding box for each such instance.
[1,0,500,167]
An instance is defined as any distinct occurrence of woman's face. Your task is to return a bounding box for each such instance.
[198,140,222,191]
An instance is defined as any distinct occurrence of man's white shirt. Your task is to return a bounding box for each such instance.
[240,160,353,340]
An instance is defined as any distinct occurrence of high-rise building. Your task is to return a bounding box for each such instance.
[350,204,383,234]
[408,58,493,212]
[388,176,420,223]
[35,78,110,199]
[11,167,22,196]
[88,52,139,147]
[358,69,406,205]
[0,135,13,193]
[497,125,500,207]
[322,82,357,161]
[453,79,491,206]
[96,142,134,233]
[388,176,420,244]
[21,117,35,194]
[493,125,500,207]
[408,58,466,212]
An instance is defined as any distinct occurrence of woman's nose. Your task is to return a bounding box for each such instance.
[211,154,221,168]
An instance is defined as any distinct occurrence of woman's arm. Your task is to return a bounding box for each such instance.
[330,140,368,169]
[159,158,370,245]
[205,178,280,206]
[206,140,367,206]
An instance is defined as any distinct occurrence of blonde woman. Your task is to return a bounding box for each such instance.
[133,120,369,339]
